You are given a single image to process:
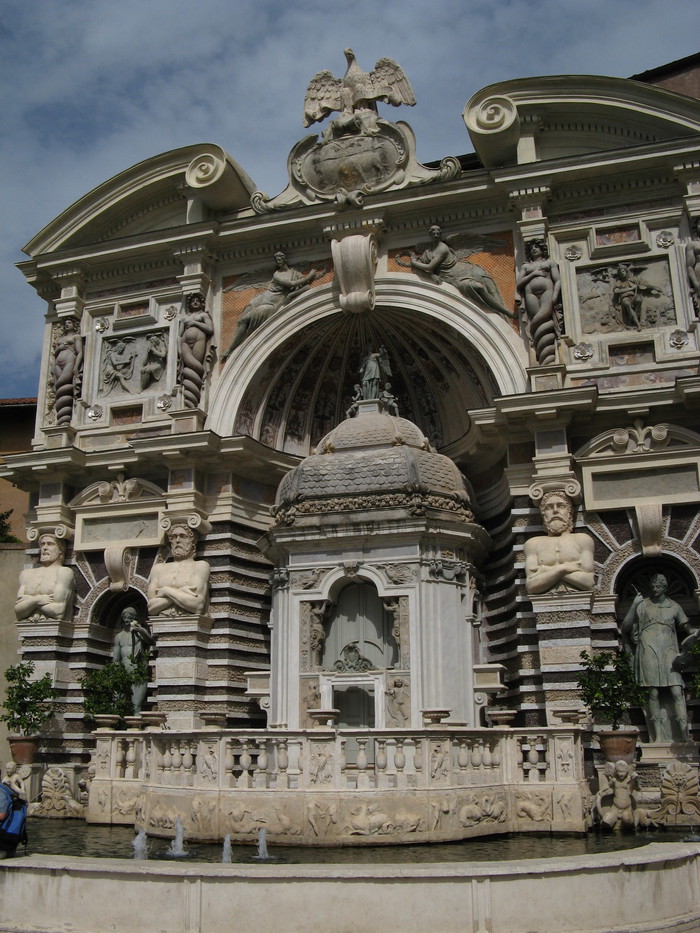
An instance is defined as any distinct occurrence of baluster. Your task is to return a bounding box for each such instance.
[154,741,164,780]
[376,739,388,788]
[171,742,183,784]
[491,737,502,769]
[162,742,172,781]
[413,738,423,778]
[458,739,470,771]
[276,739,289,789]
[182,742,194,785]
[255,739,268,788]
[115,739,126,779]
[124,738,136,779]
[527,738,540,782]
[239,741,252,789]
[394,739,406,773]
[340,737,347,774]
[482,739,493,769]
[224,740,235,787]
[356,738,369,789]
[471,739,482,769]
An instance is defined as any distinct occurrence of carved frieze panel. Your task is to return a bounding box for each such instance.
[575,257,676,335]
[98,330,169,399]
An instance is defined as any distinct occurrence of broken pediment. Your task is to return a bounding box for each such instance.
[22,145,256,255]
[464,76,700,168]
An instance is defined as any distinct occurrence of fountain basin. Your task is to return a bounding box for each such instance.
[1,843,699,933]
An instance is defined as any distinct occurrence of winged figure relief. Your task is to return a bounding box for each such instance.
[303,49,416,128]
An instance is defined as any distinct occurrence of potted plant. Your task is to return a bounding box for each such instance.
[80,658,148,729]
[1,660,58,763]
[576,650,648,762]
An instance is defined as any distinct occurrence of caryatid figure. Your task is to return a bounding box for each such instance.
[524,491,595,596]
[147,522,210,616]
[15,534,75,623]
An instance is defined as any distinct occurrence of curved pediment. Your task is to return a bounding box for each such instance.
[23,144,256,255]
[464,75,700,167]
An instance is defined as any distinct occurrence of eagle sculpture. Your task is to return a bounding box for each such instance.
[303,49,416,128]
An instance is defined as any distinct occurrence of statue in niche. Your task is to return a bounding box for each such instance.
[401,226,514,319]
[140,332,168,390]
[360,346,391,400]
[147,523,210,617]
[101,338,137,395]
[309,601,330,668]
[516,238,561,366]
[686,216,700,315]
[524,492,595,595]
[593,760,644,831]
[378,383,400,416]
[15,534,75,623]
[112,606,154,714]
[51,318,83,425]
[621,573,694,743]
[178,293,214,410]
[303,49,415,132]
[386,677,409,725]
[222,253,319,358]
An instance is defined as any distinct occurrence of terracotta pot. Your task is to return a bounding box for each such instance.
[7,735,39,764]
[597,729,638,763]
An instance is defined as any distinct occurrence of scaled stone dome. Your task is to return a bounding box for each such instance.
[273,403,475,523]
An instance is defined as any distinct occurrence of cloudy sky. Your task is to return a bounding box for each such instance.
[1,0,698,399]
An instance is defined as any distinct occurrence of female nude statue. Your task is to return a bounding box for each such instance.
[517,239,561,365]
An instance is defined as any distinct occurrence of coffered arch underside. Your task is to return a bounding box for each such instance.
[208,279,528,456]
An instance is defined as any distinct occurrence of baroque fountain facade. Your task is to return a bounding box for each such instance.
[4,53,700,845]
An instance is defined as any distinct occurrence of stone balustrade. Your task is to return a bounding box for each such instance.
[88,726,588,844]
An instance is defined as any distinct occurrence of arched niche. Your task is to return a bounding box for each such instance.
[614,554,699,629]
[209,277,528,456]
[322,580,398,672]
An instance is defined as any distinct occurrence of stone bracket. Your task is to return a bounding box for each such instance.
[325,218,384,315]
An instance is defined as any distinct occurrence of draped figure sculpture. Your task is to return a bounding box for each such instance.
[407,225,514,318]
[622,573,694,744]
[178,293,214,409]
[517,239,561,365]
[222,252,318,358]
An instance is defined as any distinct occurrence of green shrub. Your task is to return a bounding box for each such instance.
[577,650,648,730]
[1,661,57,735]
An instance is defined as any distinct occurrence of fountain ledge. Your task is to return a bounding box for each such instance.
[1,843,699,933]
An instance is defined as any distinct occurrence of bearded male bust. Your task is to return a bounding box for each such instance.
[524,492,595,596]
[147,523,210,616]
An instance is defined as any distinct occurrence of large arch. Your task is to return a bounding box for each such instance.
[208,276,529,456]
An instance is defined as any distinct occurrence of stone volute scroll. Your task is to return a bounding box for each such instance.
[524,481,595,596]
[463,92,520,168]
[325,217,382,314]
